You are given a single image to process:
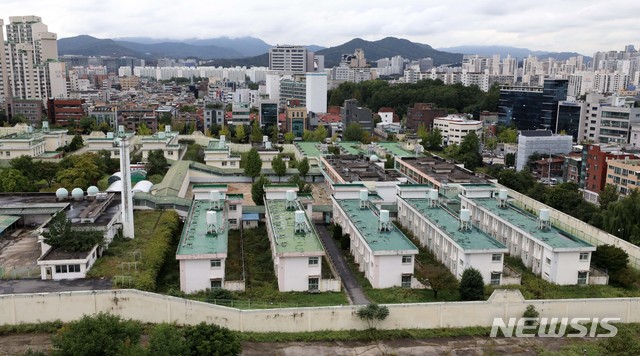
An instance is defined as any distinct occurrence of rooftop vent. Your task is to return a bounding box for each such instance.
[378,209,391,232]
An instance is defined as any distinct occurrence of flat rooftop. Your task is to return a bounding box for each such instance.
[265,199,324,255]
[400,156,491,185]
[473,198,593,250]
[295,141,323,158]
[337,142,365,155]
[335,199,418,253]
[176,199,228,256]
[376,142,424,157]
[324,155,405,182]
[403,199,507,251]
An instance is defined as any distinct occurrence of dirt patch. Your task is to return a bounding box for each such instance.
[0,333,53,355]
[0,230,41,279]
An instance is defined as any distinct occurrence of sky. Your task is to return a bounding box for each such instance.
[2,0,639,55]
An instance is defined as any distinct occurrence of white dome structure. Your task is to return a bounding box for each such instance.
[87,186,99,196]
[55,188,68,200]
[370,154,379,162]
[71,188,84,200]
[132,180,153,193]
[106,180,123,193]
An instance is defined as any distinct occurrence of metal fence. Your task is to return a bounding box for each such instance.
[0,265,40,279]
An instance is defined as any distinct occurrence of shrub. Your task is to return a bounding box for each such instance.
[183,322,242,356]
[459,268,484,301]
[147,324,188,356]
[522,305,540,326]
[356,304,390,329]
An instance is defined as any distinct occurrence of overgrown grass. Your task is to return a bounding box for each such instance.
[87,210,181,292]
[0,321,63,336]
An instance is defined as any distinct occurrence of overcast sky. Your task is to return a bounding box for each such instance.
[3,0,639,55]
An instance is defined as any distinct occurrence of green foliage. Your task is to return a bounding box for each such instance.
[43,212,103,252]
[51,313,142,356]
[147,324,188,356]
[183,144,205,163]
[423,128,443,151]
[250,120,263,143]
[183,322,241,356]
[234,124,246,143]
[219,125,230,138]
[384,154,395,169]
[61,134,84,153]
[424,266,458,299]
[283,132,295,143]
[297,157,310,177]
[146,150,169,177]
[522,305,540,326]
[251,175,271,205]
[78,116,96,134]
[243,147,262,182]
[599,184,620,209]
[356,304,390,329]
[0,168,33,192]
[271,155,287,182]
[497,169,536,193]
[504,152,516,167]
[287,174,311,193]
[459,268,484,301]
[592,244,630,287]
[455,132,483,170]
[497,127,518,143]
[147,174,164,184]
[180,105,197,113]
[136,122,152,135]
[344,123,365,142]
[206,288,236,302]
[56,152,107,189]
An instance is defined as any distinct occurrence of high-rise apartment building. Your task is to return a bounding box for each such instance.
[269,45,307,74]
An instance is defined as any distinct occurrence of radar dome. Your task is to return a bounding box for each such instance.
[55,188,69,200]
[87,186,99,196]
[71,188,84,200]
[370,154,379,162]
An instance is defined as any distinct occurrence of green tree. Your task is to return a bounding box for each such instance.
[416,123,428,139]
[183,322,241,356]
[78,116,96,134]
[344,123,364,142]
[283,132,295,143]
[297,157,310,178]
[504,152,516,167]
[423,128,443,151]
[591,244,630,286]
[598,184,620,210]
[136,123,152,135]
[234,124,246,143]
[271,155,286,182]
[314,125,328,142]
[459,268,484,301]
[243,147,262,182]
[146,150,168,177]
[302,130,315,142]
[97,122,112,134]
[251,175,271,205]
[425,266,458,299]
[64,134,84,152]
[497,127,518,143]
[288,174,311,193]
[159,112,173,126]
[457,132,483,170]
[43,211,103,252]
[219,125,230,138]
[384,154,395,169]
[356,304,390,329]
[270,125,279,142]
[10,155,38,182]
[0,168,32,192]
[250,120,263,143]
[147,324,188,356]
[56,153,104,189]
[51,313,142,356]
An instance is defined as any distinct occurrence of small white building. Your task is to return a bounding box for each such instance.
[139,126,182,161]
[37,245,100,280]
[331,186,419,289]
[203,136,241,169]
[433,115,483,146]
[264,185,340,292]
[515,130,573,171]
[396,185,514,285]
[85,129,135,158]
[460,188,599,285]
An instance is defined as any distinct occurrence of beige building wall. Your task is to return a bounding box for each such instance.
[606,159,640,195]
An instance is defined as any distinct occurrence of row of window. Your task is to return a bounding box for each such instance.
[55,264,81,273]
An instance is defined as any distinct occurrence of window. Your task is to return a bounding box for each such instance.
[55,265,68,273]
[210,259,221,268]
[229,204,237,211]
[459,259,464,266]
[401,274,412,288]
[68,264,81,273]
[210,279,222,289]
[308,257,319,266]
[222,161,227,166]
[545,257,551,265]
[308,277,319,291]
[577,271,588,285]
[229,218,237,225]
[490,272,501,286]
[401,255,412,264]
[579,252,589,261]
[492,254,502,262]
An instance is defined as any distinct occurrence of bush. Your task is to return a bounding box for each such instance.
[206,288,235,302]
[147,323,189,356]
[356,304,390,329]
[522,305,539,326]
[183,322,242,356]
[51,313,142,356]
[134,212,180,291]
[459,268,484,301]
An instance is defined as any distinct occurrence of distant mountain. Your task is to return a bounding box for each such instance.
[114,36,272,57]
[306,45,326,52]
[316,37,462,67]
[437,45,591,62]
[57,35,142,57]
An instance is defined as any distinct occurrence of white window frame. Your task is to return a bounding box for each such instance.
[210,259,221,268]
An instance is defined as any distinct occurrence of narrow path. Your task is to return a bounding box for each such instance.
[314,223,369,305]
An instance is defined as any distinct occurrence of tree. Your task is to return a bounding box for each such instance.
[183,322,241,356]
[136,123,152,135]
[0,168,32,192]
[425,267,458,299]
[219,125,230,138]
[288,174,311,193]
[356,304,389,329]
[43,211,103,252]
[591,244,630,286]
[298,157,310,178]
[251,175,271,205]
[147,324,189,356]
[343,123,364,142]
[423,128,443,151]
[416,123,428,139]
[243,148,262,182]
[271,155,286,182]
[234,124,246,143]
[78,116,96,134]
[313,124,328,142]
[97,122,112,134]
[64,134,84,152]
[457,132,483,170]
[504,152,516,167]
[283,132,295,143]
[146,150,168,177]
[384,154,395,169]
[497,127,518,143]
[332,224,343,241]
[10,155,38,182]
[51,313,142,356]
[250,120,263,143]
[459,268,484,301]
[598,184,620,210]
[302,130,315,142]
[56,153,105,189]
[270,125,279,142]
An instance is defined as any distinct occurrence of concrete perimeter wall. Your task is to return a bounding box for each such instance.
[1,289,640,332]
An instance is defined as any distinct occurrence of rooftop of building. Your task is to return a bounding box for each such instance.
[337,142,366,155]
[323,155,405,182]
[295,141,323,158]
[376,142,425,157]
[402,199,506,251]
[176,199,228,256]
[472,198,593,250]
[399,156,491,185]
[519,130,553,137]
[265,199,324,255]
[335,199,417,253]
[205,140,229,151]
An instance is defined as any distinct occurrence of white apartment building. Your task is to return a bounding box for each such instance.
[396,185,513,286]
[305,72,327,114]
[460,189,599,285]
[331,186,419,289]
[433,115,483,146]
[269,45,308,74]
[578,93,640,144]
[139,126,182,161]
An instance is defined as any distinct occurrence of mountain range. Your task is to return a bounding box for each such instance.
[57,35,587,67]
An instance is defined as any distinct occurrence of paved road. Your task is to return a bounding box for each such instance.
[314,222,369,305]
[0,278,112,294]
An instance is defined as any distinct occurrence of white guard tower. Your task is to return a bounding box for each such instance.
[115,125,135,238]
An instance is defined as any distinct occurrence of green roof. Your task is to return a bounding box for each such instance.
[376,142,424,157]
[337,141,365,155]
[206,140,228,150]
[0,215,20,235]
[403,199,507,251]
[265,199,324,255]
[472,198,594,250]
[192,184,229,189]
[152,161,190,197]
[176,200,228,256]
[295,141,323,157]
[335,199,418,253]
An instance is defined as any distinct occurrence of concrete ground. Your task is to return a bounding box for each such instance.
[0,229,41,279]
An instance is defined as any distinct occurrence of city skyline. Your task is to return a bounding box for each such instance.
[3,0,639,56]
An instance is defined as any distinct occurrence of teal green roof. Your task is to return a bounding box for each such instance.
[176,200,228,256]
[335,199,418,253]
[265,199,324,255]
[472,198,594,250]
[152,160,190,197]
[376,142,424,157]
[206,140,228,150]
[0,215,20,235]
[295,141,323,157]
[337,142,365,155]
[403,199,507,251]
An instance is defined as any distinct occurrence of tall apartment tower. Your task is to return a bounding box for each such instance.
[0,20,8,105]
[1,15,66,124]
[269,45,308,74]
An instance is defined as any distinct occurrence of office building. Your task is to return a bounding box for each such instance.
[259,100,278,133]
[432,115,483,146]
[405,103,448,131]
[305,72,327,114]
[515,131,573,171]
[269,45,308,74]
[341,99,373,131]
